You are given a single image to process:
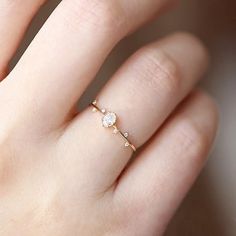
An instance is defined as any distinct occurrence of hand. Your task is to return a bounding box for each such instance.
[0,1,218,235]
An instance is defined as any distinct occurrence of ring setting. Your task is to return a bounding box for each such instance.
[102,112,117,128]
[91,100,136,152]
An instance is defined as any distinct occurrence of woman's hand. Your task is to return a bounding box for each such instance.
[0,1,218,235]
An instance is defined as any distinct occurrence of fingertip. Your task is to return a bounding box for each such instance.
[190,89,219,141]
[158,32,210,79]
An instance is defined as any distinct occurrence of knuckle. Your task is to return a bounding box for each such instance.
[135,48,182,96]
[64,0,127,35]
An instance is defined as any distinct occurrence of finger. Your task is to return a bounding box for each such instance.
[63,33,209,191]
[114,90,218,235]
[0,0,47,80]
[8,0,176,128]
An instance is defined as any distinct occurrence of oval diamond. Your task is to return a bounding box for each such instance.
[102,112,117,128]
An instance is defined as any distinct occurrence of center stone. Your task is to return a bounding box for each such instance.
[102,112,117,128]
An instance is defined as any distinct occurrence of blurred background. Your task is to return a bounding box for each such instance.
[13,0,236,235]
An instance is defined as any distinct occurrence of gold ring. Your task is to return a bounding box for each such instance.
[91,100,136,152]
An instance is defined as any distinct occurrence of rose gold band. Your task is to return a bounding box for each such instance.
[91,100,136,152]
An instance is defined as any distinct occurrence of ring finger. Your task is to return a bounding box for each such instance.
[62,33,209,191]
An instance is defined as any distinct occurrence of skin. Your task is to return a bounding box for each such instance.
[0,0,218,236]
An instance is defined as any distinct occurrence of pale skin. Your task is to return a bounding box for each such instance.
[0,0,219,235]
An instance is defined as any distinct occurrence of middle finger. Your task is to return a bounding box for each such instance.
[7,0,175,130]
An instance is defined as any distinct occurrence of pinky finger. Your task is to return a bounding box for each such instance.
[114,90,219,235]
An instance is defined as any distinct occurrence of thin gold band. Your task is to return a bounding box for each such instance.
[91,100,136,152]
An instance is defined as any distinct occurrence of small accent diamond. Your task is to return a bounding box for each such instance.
[113,128,119,134]
[101,109,106,114]
[124,132,129,138]
[125,142,130,147]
